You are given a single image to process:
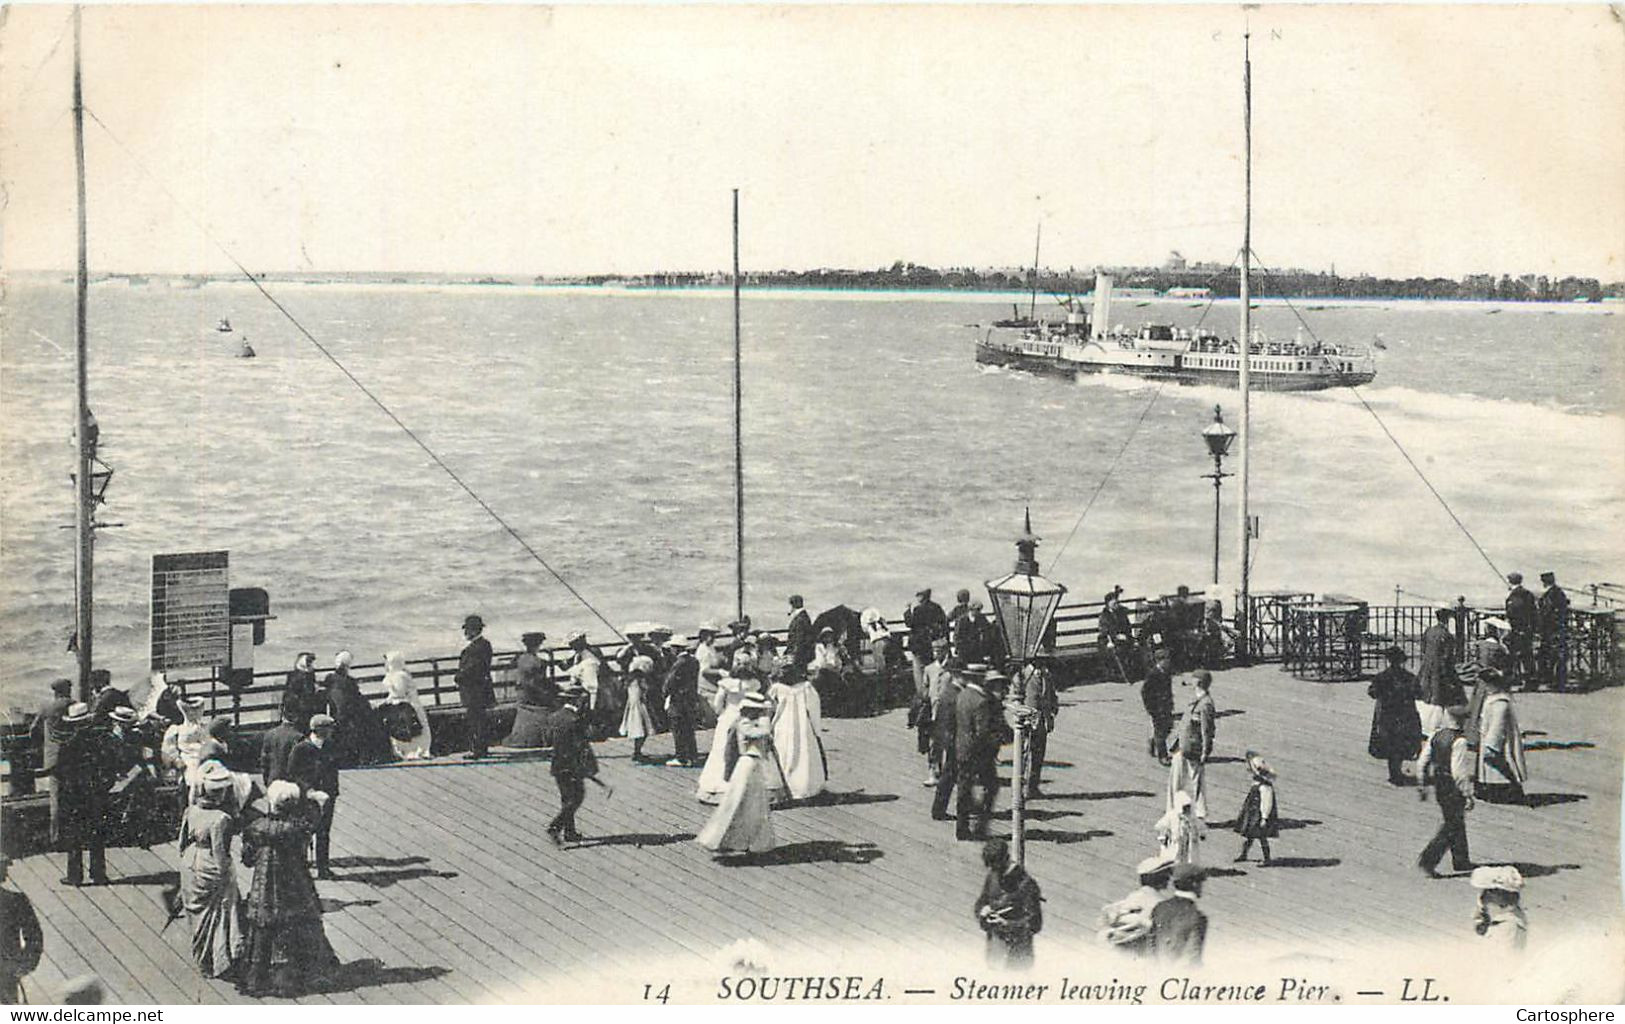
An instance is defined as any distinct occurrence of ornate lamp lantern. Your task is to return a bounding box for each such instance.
[1200,405,1236,585]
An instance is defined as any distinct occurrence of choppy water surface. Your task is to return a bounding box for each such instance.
[3,282,1622,705]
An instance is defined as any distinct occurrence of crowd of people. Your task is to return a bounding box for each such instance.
[6,572,1583,998]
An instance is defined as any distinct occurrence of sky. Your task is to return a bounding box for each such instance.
[2,4,1622,280]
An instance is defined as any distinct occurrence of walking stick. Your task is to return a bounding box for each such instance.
[1106,641,1131,686]
[587,776,614,800]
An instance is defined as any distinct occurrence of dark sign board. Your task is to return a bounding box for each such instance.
[150,551,230,671]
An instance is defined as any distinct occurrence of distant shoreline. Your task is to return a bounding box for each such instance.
[5,273,1622,314]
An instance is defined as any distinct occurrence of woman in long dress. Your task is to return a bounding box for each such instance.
[378,650,433,760]
[178,763,245,979]
[505,633,556,749]
[695,660,764,804]
[696,695,778,857]
[1155,789,1204,868]
[238,781,339,997]
[1476,671,1528,802]
[768,668,827,800]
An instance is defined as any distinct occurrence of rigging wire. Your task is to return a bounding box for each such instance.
[82,107,627,640]
[1047,380,1167,575]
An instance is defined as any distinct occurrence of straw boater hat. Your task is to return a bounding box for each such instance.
[62,702,91,724]
[109,706,139,726]
[664,634,692,650]
[309,713,336,731]
[649,624,674,638]
[739,693,772,715]
[1470,865,1524,892]
[198,761,235,791]
[566,629,588,644]
[1244,750,1276,780]
[1136,851,1176,881]
[698,620,720,636]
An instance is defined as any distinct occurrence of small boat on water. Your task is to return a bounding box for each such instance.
[238,337,256,358]
[974,274,1377,392]
[216,317,232,332]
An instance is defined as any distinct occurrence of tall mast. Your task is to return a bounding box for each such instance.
[1235,30,1252,659]
[732,189,745,623]
[1028,221,1042,320]
[72,6,95,703]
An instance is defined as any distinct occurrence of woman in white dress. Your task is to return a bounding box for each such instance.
[1155,789,1204,868]
[696,694,778,858]
[695,658,764,804]
[620,656,657,762]
[378,651,432,760]
[768,668,827,800]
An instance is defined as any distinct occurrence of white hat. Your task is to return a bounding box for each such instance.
[628,655,655,675]
[1470,865,1524,892]
[566,629,588,644]
[1136,852,1176,877]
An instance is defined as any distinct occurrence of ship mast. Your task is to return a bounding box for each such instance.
[1028,221,1042,321]
[72,6,96,702]
[732,188,745,623]
[1235,31,1253,659]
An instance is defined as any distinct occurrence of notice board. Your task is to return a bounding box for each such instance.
[150,551,230,671]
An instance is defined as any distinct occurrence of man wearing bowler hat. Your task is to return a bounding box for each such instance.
[456,614,496,759]
[1502,573,1537,688]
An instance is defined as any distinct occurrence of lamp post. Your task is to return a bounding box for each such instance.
[1200,405,1237,587]
[985,508,1067,869]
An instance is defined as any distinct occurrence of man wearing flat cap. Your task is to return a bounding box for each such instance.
[1416,703,1475,877]
[456,614,495,759]
[1502,573,1537,688]
[1535,571,1569,691]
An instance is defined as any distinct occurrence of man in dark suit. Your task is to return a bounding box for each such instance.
[283,652,322,731]
[955,669,1010,841]
[662,636,701,767]
[547,684,596,845]
[87,670,131,725]
[1536,571,1570,691]
[1151,864,1207,965]
[904,587,949,705]
[456,614,496,759]
[1503,572,1538,688]
[259,695,306,785]
[1097,592,1136,682]
[287,714,341,879]
[1017,659,1059,799]
[786,595,815,670]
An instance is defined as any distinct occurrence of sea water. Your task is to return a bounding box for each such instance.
[2,281,1621,705]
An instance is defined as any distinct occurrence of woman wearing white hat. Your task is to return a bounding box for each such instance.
[696,693,781,857]
[1474,670,1528,804]
[177,762,246,979]
[379,651,433,760]
[239,782,338,996]
[1470,865,1527,952]
[695,659,767,804]
[620,656,657,762]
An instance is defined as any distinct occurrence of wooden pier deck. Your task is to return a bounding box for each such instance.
[9,664,1622,1004]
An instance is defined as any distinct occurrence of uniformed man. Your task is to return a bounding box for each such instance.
[53,703,111,886]
[1503,573,1538,688]
[1416,704,1475,877]
[955,668,1010,841]
[1536,571,1570,691]
[456,614,496,759]
[1140,648,1176,765]
[974,838,1043,970]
